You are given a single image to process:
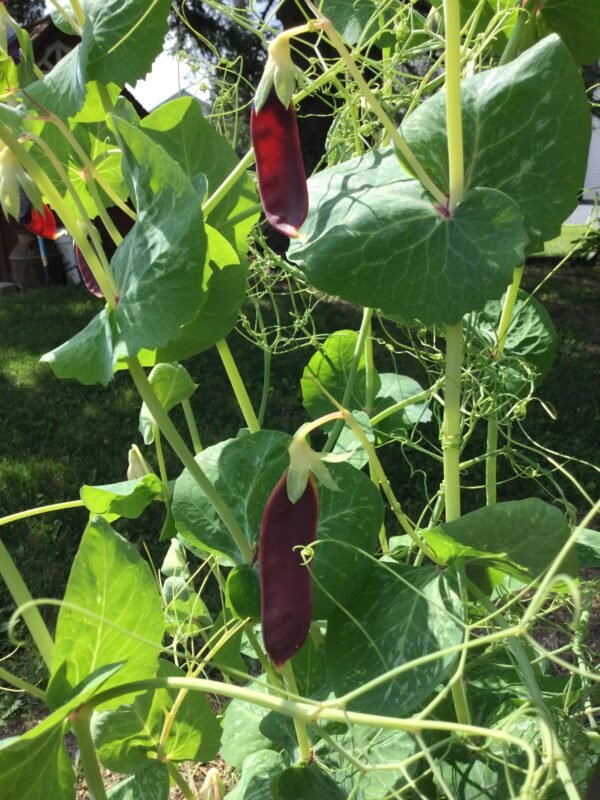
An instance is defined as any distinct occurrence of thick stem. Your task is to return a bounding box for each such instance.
[280,661,312,764]
[127,357,253,564]
[0,539,53,669]
[166,762,195,800]
[364,315,375,416]
[442,322,463,522]
[499,0,537,66]
[70,707,108,800]
[216,340,260,434]
[443,0,464,210]
[258,350,272,427]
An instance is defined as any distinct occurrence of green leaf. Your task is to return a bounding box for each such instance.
[272,763,346,799]
[425,499,577,581]
[575,528,600,568]
[108,116,209,357]
[469,290,557,387]
[93,659,221,771]
[227,749,287,800]
[0,725,75,800]
[315,724,418,799]
[400,35,591,252]
[439,747,510,800]
[220,679,274,769]
[41,309,114,386]
[80,475,164,521]
[106,763,170,800]
[24,45,86,118]
[540,0,600,64]
[139,363,198,444]
[47,517,164,710]
[208,609,247,676]
[331,410,374,470]
[173,431,384,617]
[80,0,171,87]
[321,0,385,45]
[155,226,248,363]
[372,373,432,440]
[325,563,463,715]
[301,330,381,421]
[290,163,527,325]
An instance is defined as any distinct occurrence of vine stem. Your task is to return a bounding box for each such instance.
[442,322,463,523]
[0,538,53,669]
[486,265,524,504]
[165,763,195,800]
[499,0,537,66]
[216,340,260,434]
[127,357,253,564]
[280,661,312,764]
[70,706,108,800]
[311,7,447,205]
[181,399,203,454]
[0,665,46,699]
[0,500,83,528]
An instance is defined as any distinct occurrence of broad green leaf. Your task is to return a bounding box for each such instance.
[93,660,221,771]
[24,45,86,118]
[50,4,78,35]
[372,373,432,440]
[47,517,164,710]
[301,330,381,421]
[155,226,248,363]
[439,748,510,800]
[227,749,287,800]
[220,679,274,769]
[575,528,600,568]
[540,0,600,64]
[0,663,123,800]
[0,725,75,800]
[80,475,164,521]
[139,362,198,444]
[400,35,591,252]
[41,309,114,386]
[108,116,209,357]
[325,563,463,715]
[172,431,384,617]
[70,82,121,124]
[425,499,577,581]
[469,290,557,387]
[315,724,418,800]
[208,609,247,676]
[216,173,261,258]
[272,763,346,799]
[106,763,170,800]
[320,0,381,44]
[290,166,527,325]
[80,0,171,87]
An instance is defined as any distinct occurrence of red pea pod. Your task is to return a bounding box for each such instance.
[250,91,308,238]
[259,470,318,667]
[74,245,104,299]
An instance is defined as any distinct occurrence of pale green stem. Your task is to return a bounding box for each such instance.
[443,0,464,210]
[442,322,463,522]
[486,265,524,505]
[153,425,169,489]
[258,350,272,427]
[0,500,83,528]
[0,539,53,669]
[46,0,81,33]
[323,307,373,453]
[70,707,108,800]
[202,149,255,217]
[181,399,203,454]
[85,675,538,780]
[317,17,446,204]
[280,661,312,764]
[370,381,441,427]
[215,339,260,434]
[166,763,195,800]
[127,357,253,564]
[0,665,46,699]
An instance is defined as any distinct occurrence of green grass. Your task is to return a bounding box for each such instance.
[0,262,598,649]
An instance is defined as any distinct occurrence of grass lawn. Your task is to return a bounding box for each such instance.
[0,256,598,678]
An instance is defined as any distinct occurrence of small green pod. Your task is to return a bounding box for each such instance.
[226,564,262,621]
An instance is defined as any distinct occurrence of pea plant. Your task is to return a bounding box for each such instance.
[1,0,599,798]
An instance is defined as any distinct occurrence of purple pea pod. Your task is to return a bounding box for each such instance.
[75,245,104,299]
